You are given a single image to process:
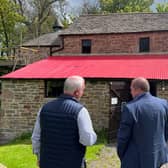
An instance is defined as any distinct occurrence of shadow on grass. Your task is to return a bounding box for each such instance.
[95,129,108,145]
[1,132,32,147]
[2,129,112,147]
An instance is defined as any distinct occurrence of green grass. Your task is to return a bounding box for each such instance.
[86,129,107,161]
[0,133,36,168]
[0,144,37,168]
[0,130,107,168]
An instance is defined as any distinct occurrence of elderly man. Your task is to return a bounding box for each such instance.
[117,77,168,168]
[32,75,97,168]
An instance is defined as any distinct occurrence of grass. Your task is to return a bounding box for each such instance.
[0,144,37,168]
[0,130,108,168]
[86,129,107,161]
[0,133,36,168]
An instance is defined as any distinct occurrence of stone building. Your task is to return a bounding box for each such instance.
[1,13,168,144]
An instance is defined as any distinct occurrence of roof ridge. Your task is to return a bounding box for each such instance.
[80,12,168,17]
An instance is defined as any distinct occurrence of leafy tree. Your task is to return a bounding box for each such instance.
[0,0,73,54]
[28,0,56,36]
[12,0,70,40]
[54,0,74,28]
[156,3,168,12]
[80,0,100,14]
[99,0,154,13]
[0,0,24,56]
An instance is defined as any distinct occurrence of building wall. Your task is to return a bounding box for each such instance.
[82,80,110,130]
[59,32,168,54]
[0,80,45,143]
[0,79,110,144]
[16,47,50,65]
[1,78,168,143]
[14,46,60,66]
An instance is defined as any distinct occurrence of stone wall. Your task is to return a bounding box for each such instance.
[82,80,110,130]
[58,32,168,54]
[0,79,45,143]
[0,79,110,143]
[16,47,50,65]
[1,78,167,144]
[15,46,60,66]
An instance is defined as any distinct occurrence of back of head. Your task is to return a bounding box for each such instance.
[131,77,150,92]
[64,75,85,95]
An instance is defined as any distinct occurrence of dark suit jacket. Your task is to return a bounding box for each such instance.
[117,92,168,168]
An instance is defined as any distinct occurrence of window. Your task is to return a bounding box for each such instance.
[139,37,150,52]
[82,39,91,53]
[45,80,64,98]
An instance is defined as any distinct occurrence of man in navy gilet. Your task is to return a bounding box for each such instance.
[32,75,97,168]
[117,77,168,168]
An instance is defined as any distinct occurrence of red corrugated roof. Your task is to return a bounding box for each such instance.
[1,55,168,79]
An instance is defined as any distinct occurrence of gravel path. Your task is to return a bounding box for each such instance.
[87,144,121,168]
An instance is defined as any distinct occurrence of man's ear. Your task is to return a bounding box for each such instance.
[74,90,79,97]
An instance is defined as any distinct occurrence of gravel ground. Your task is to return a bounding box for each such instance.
[87,144,121,168]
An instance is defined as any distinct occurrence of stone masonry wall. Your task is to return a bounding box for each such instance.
[82,80,110,130]
[0,79,45,143]
[1,79,168,144]
[0,79,110,143]
[59,32,168,54]
[15,46,60,66]
[17,47,50,65]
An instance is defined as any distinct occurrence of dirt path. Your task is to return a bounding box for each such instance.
[87,144,121,168]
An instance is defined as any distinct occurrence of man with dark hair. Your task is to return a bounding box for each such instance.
[117,77,168,168]
[32,75,97,168]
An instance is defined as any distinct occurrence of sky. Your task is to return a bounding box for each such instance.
[68,0,97,8]
[155,0,168,3]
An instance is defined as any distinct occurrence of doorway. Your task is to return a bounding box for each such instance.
[108,80,131,142]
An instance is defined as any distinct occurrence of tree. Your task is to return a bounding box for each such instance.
[28,0,56,36]
[0,0,24,56]
[54,0,74,28]
[80,0,100,14]
[99,0,154,13]
[0,0,73,52]
[12,0,69,40]
[156,3,168,12]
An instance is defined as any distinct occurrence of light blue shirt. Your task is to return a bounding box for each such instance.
[31,107,97,158]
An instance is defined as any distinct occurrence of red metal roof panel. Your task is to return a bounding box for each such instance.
[1,55,168,79]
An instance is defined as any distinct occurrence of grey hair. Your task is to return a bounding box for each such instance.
[64,75,85,94]
[131,77,150,92]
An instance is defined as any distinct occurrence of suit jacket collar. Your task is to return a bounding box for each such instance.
[133,92,150,101]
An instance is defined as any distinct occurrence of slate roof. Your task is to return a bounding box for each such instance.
[60,13,168,35]
[22,31,62,47]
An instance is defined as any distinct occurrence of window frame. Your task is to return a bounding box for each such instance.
[139,37,150,52]
[81,39,92,54]
[45,80,64,98]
